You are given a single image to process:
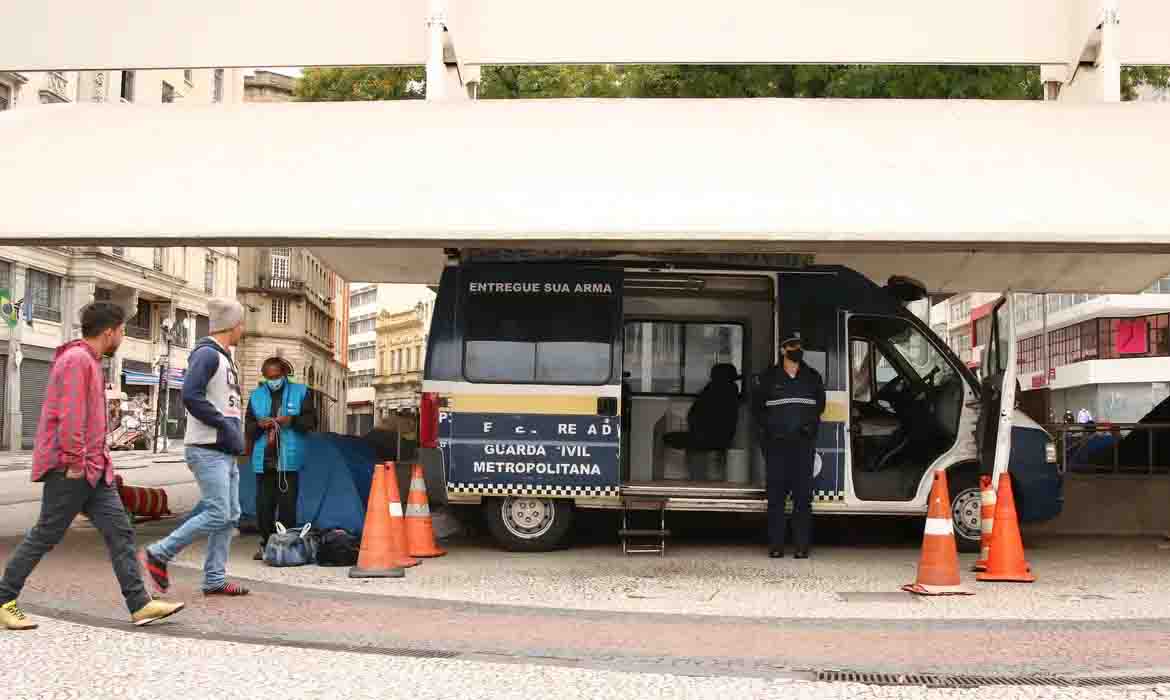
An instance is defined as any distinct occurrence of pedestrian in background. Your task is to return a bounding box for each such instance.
[141,299,250,597]
[245,356,318,560]
[0,303,184,630]
[751,329,826,560]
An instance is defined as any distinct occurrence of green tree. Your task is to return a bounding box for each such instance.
[295,66,424,101]
[294,64,1170,102]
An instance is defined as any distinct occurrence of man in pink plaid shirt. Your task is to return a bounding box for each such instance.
[0,302,185,630]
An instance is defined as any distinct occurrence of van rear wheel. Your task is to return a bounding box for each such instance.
[485,496,574,552]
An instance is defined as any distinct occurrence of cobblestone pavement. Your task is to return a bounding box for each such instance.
[168,527,1170,622]
[3,529,1170,681]
[3,618,1170,700]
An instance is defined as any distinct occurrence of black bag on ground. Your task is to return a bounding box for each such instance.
[316,528,361,567]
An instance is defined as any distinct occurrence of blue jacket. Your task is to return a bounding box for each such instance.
[246,381,312,474]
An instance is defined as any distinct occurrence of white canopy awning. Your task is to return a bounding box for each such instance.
[2,98,1169,292]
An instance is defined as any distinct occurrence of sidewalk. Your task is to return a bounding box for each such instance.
[0,440,187,473]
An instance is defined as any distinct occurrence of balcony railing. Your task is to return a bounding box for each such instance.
[33,306,62,323]
[126,325,152,340]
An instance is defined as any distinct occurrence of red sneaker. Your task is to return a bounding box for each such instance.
[203,582,250,597]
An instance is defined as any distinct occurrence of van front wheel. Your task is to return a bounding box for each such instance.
[948,471,984,554]
[485,496,574,552]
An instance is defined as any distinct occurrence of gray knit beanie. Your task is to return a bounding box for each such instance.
[208,298,244,334]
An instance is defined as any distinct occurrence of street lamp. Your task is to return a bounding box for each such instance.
[153,315,192,453]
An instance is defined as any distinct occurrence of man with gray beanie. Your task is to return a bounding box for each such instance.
[140,299,251,597]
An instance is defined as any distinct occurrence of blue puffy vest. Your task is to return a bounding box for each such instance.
[249,381,309,474]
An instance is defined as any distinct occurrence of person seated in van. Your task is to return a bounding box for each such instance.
[245,357,318,560]
[663,363,741,480]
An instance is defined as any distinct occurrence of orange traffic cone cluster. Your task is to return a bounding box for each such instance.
[904,468,1036,596]
[976,475,1035,583]
[349,461,447,580]
[903,470,971,596]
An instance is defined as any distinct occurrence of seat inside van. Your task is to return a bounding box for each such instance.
[848,315,964,501]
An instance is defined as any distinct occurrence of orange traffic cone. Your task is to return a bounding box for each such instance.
[349,462,405,579]
[977,474,1036,583]
[405,463,447,558]
[903,470,972,596]
[384,462,420,569]
[971,476,996,572]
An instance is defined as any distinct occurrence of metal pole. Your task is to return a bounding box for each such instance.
[425,0,448,102]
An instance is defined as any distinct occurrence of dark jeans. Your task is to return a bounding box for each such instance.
[256,471,299,547]
[0,471,151,613]
[764,438,816,551]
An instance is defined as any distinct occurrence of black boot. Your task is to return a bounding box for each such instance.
[794,549,809,560]
[769,548,784,559]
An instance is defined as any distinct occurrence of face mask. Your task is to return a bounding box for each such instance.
[786,348,804,363]
[266,378,286,391]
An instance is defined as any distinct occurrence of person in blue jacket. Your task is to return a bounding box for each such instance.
[245,357,317,560]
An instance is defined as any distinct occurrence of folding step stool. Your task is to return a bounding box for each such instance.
[618,497,670,555]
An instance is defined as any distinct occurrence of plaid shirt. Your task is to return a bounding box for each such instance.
[31,340,114,486]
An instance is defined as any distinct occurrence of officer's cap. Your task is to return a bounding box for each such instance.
[780,329,803,347]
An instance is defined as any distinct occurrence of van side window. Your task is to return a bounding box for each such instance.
[624,321,744,395]
[463,289,614,385]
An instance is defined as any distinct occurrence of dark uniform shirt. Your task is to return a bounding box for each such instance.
[751,363,827,440]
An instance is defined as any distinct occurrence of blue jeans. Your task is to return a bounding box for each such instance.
[148,446,240,590]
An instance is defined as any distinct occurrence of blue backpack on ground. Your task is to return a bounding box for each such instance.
[264,522,318,567]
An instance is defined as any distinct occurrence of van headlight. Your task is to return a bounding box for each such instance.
[1045,441,1057,463]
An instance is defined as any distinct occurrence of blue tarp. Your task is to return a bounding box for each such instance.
[230,433,377,535]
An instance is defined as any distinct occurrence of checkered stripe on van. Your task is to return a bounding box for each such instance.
[448,483,620,498]
[814,490,846,502]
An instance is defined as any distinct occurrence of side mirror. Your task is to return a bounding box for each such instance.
[885,276,929,304]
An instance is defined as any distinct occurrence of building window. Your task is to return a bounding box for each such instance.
[127,299,153,340]
[1145,277,1170,294]
[196,314,210,340]
[183,69,194,86]
[349,313,376,335]
[120,71,136,102]
[271,297,289,325]
[348,368,376,388]
[349,341,376,363]
[349,288,376,308]
[213,69,224,103]
[161,81,175,104]
[623,322,744,394]
[270,247,291,281]
[0,261,11,289]
[112,247,124,257]
[27,269,63,322]
[204,256,216,294]
[0,83,10,111]
[950,297,971,324]
[153,247,164,271]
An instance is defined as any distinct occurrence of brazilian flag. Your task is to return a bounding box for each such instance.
[0,288,15,328]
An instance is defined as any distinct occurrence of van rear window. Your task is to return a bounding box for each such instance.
[463,272,617,385]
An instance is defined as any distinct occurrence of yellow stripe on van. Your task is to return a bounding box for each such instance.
[821,400,848,423]
[445,393,605,415]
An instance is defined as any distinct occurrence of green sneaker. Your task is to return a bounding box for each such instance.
[1,601,38,631]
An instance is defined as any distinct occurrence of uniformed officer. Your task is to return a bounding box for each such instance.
[752,330,826,559]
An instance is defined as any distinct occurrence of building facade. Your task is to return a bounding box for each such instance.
[0,246,239,449]
[243,70,296,103]
[933,277,1170,425]
[346,284,435,435]
[236,248,348,433]
[373,299,434,423]
[0,68,245,450]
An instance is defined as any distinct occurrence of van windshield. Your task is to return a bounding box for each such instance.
[462,271,618,385]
